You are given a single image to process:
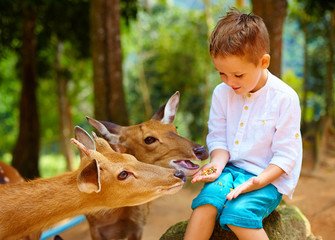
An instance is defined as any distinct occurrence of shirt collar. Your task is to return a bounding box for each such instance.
[244,70,270,100]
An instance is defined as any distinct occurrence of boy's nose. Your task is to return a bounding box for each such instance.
[221,75,230,84]
[223,77,234,86]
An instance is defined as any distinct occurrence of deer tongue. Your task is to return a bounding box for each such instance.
[174,160,199,170]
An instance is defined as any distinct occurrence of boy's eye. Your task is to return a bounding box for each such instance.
[235,74,243,78]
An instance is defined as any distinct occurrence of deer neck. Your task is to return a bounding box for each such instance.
[0,171,104,239]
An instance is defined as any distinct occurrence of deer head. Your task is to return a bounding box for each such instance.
[87,91,208,176]
[72,126,186,207]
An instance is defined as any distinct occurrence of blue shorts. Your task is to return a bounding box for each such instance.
[191,164,282,230]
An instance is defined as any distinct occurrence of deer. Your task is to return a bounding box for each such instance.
[0,161,25,185]
[0,161,41,240]
[0,126,186,240]
[85,91,209,240]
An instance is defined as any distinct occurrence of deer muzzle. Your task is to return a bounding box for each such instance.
[193,146,209,160]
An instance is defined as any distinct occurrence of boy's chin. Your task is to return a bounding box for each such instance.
[232,88,246,95]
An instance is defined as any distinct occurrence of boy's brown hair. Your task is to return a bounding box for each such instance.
[209,9,270,65]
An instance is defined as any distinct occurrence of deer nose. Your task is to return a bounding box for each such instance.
[193,146,209,160]
[174,170,186,182]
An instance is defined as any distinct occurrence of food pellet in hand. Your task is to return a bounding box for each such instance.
[201,166,217,176]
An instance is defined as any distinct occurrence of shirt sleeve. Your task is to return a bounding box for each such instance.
[206,86,229,154]
[270,92,302,174]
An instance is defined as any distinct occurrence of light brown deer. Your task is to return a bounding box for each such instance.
[0,127,186,240]
[0,161,41,240]
[85,91,209,239]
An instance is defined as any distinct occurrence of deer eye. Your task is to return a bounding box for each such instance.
[117,171,129,180]
[144,136,157,144]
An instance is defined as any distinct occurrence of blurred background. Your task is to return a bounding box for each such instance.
[0,0,335,239]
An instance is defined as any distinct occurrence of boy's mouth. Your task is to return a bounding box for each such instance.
[232,87,241,90]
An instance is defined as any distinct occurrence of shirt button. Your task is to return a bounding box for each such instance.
[244,106,248,110]
[261,121,265,125]
[240,122,244,127]
[235,140,239,144]
[247,93,251,98]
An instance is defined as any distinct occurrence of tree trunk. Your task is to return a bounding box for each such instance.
[56,42,76,171]
[12,7,40,179]
[326,10,334,121]
[251,0,287,78]
[90,0,129,125]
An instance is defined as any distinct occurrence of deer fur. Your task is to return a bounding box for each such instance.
[0,161,41,240]
[0,127,185,240]
[85,91,209,239]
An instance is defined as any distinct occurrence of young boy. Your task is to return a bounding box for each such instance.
[184,10,302,240]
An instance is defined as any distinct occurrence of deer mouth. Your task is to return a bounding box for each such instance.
[159,182,184,193]
[172,160,200,170]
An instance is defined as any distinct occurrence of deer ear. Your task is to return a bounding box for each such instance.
[73,126,96,162]
[87,116,121,145]
[151,91,180,124]
[74,126,96,150]
[77,159,101,193]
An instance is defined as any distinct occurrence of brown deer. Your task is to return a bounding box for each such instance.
[0,127,186,240]
[85,91,209,239]
[0,161,41,240]
[0,161,25,185]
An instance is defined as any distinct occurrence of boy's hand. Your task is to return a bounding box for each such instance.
[191,163,223,183]
[226,176,260,200]
[226,164,285,200]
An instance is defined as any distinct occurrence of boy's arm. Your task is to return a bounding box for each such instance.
[192,86,230,184]
[226,164,285,200]
[191,149,230,183]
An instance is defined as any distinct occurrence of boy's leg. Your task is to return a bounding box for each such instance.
[227,225,269,240]
[184,204,217,240]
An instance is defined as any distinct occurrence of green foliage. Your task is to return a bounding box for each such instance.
[281,69,321,122]
[282,69,303,95]
[297,0,335,17]
[282,21,304,77]
[288,0,335,123]
[0,0,95,172]
[39,154,80,178]
[0,50,20,156]
[123,3,212,143]
[37,42,93,155]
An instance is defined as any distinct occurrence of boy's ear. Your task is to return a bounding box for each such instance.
[261,54,270,69]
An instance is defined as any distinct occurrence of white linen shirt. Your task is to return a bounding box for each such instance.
[206,71,302,198]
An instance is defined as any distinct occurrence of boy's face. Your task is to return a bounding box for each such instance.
[211,54,270,95]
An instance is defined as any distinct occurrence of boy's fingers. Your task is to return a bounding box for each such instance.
[191,173,218,183]
[227,189,237,200]
[191,175,206,183]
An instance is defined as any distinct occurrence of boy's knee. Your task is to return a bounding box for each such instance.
[194,204,218,219]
